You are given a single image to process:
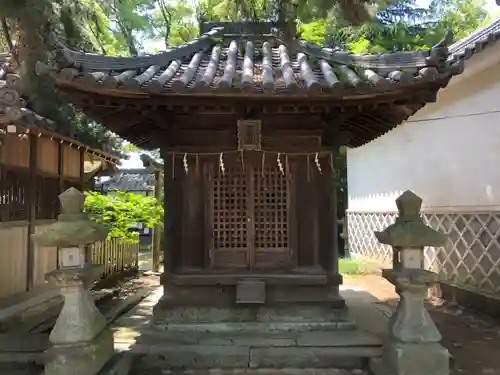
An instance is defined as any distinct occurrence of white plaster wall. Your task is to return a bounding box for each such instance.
[348,46,500,212]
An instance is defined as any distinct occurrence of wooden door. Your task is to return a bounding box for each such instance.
[251,166,291,269]
[210,163,291,270]
[211,165,251,269]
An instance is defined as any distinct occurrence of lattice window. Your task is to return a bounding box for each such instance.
[213,166,248,249]
[253,167,288,249]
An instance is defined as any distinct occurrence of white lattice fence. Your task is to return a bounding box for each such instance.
[347,211,500,295]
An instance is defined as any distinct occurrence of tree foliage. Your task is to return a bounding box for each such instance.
[0,0,493,157]
[84,190,163,243]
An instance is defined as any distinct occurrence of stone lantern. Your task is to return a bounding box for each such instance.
[32,188,113,375]
[372,190,450,375]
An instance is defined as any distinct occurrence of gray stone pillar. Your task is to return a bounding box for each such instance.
[371,190,450,375]
[32,188,114,375]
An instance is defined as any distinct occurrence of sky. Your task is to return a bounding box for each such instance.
[120,0,500,169]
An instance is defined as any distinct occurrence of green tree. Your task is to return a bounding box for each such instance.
[150,0,198,48]
[84,190,163,243]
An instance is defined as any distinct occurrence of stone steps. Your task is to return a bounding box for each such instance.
[113,328,382,370]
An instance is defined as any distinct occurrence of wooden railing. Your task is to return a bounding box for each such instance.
[91,238,139,279]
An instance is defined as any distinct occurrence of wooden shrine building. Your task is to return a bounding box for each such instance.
[38,22,464,313]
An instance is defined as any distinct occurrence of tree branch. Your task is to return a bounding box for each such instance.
[0,16,18,64]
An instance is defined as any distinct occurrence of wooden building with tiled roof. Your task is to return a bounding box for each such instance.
[37,21,464,313]
[0,52,120,296]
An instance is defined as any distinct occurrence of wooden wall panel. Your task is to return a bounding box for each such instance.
[0,223,28,298]
[62,144,81,179]
[32,222,58,288]
[37,137,59,175]
[0,135,29,168]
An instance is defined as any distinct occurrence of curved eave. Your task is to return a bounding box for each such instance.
[48,64,457,104]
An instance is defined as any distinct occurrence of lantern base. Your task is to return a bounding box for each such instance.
[44,328,114,375]
[371,342,450,375]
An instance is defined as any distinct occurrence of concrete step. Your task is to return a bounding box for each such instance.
[114,329,382,370]
[129,369,370,375]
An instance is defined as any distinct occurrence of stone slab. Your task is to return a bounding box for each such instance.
[153,305,353,325]
[200,337,296,347]
[123,344,250,369]
[152,322,350,334]
[249,347,373,369]
[371,342,450,375]
[297,330,381,347]
[149,369,369,375]
[97,353,133,375]
[0,333,50,352]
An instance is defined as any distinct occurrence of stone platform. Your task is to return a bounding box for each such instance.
[111,287,385,373]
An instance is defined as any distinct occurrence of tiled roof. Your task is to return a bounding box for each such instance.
[98,169,155,192]
[448,18,500,61]
[38,22,463,95]
[0,55,120,162]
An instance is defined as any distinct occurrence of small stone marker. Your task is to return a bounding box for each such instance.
[371,190,450,375]
[32,188,113,375]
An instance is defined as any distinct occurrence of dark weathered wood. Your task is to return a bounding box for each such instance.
[26,135,38,291]
[181,167,204,268]
[161,150,175,278]
[329,146,340,276]
[171,272,328,286]
[152,170,162,272]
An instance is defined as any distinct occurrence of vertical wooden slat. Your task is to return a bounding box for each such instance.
[79,148,85,190]
[0,224,29,297]
[26,135,38,290]
[162,151,174,278]
[312,169,319,266]
[152,171,162,272]
[247,166,255,270]
[289,159,298,267]
[203,163,213,269]
[329,146,340,276]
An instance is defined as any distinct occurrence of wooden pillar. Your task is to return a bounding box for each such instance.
[161,151,174,281]
[26,134,38,290]
[79,148,85,191]
[58,141,64,193]
[152,170,162,272]
[329,144,340,277]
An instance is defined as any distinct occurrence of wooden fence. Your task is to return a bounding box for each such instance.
[0,222,139,299]
[91,239,139,279]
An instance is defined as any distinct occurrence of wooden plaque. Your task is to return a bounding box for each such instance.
[237,119,262,151]
[236,280,266,304]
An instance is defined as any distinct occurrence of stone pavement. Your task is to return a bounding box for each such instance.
[350,275,500,375]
